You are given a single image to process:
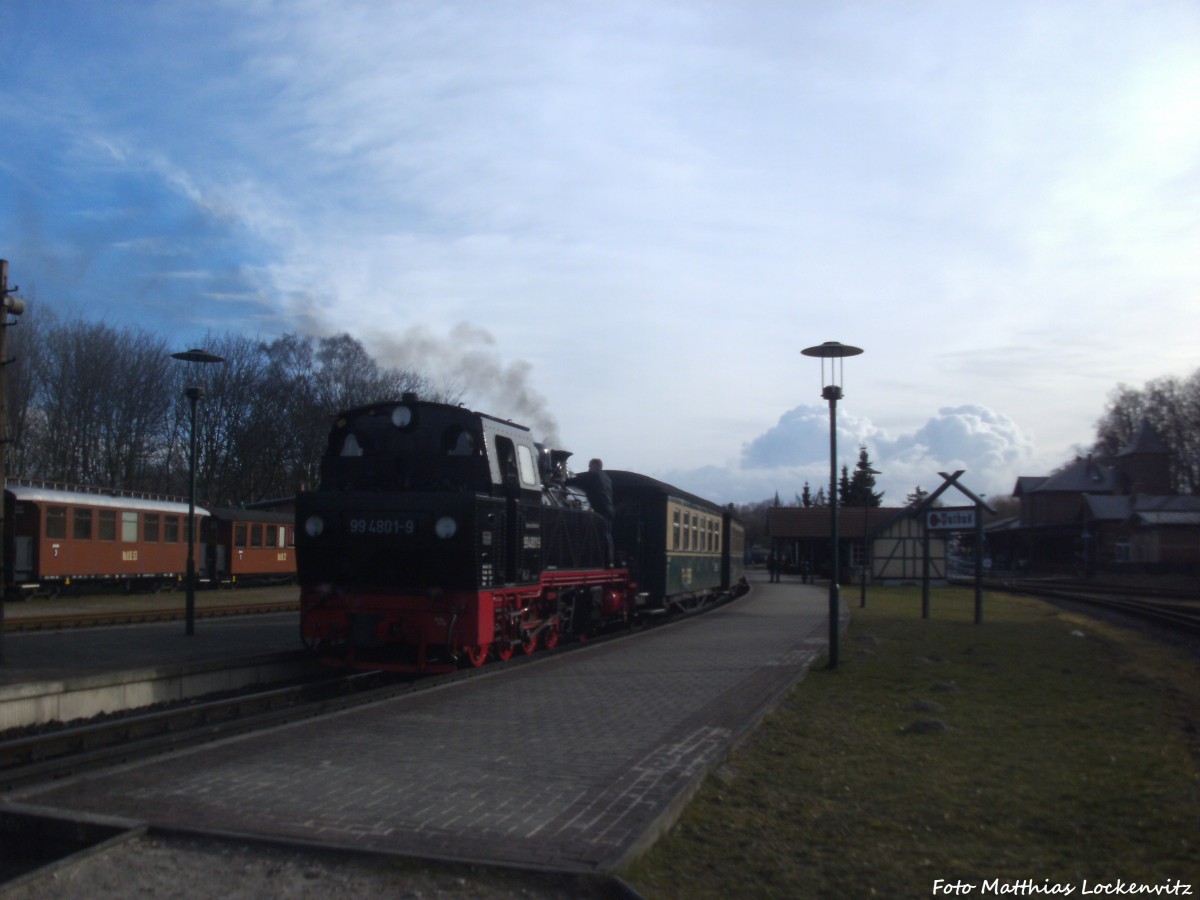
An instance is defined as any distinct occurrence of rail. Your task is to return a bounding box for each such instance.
[965,577,1200,637]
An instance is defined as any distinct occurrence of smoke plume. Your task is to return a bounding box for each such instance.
[370,322,561,446]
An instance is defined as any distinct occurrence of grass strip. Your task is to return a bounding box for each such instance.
[623,585,1200,898]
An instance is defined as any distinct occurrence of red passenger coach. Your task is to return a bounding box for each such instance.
[203,507,296,587]
[4,482,207,598]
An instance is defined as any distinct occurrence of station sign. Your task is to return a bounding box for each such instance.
[926,506,977,530]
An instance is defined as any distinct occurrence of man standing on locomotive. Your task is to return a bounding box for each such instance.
[568,458,614,567]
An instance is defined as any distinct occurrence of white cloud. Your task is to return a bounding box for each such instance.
[662,403,1040,507]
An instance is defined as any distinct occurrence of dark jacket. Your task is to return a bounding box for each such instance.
[567,469,614,520]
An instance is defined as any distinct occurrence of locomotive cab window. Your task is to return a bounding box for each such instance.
[516,444,538,486]
[443,426,477,456]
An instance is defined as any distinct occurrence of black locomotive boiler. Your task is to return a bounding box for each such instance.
[296,395,745,672]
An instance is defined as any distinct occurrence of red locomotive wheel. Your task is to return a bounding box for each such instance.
[462,644,489,668]
[493,641,514,662]
[520,629,537,655]
[542,627,560,650]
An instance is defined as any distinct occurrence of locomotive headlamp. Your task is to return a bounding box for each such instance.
[304,515,325,538]
[435,516,458,539]
[391,406,414,428]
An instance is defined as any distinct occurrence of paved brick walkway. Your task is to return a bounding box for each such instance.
[10,576,839,872]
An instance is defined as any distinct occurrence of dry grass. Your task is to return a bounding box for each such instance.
[622,586,1200,898]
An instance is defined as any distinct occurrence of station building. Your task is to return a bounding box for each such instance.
[987,421,1200,575]
[767,505,947,584]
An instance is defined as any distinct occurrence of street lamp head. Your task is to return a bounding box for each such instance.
[171,348,224,364]
[801,341,863,359]
[802,341,863,398]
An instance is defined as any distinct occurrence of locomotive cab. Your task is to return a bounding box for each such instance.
[298,398,550,592]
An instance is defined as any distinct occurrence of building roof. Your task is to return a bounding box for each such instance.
[1012,476,1047,497]
[1132,511,1200,527]
[1033,456,1119,493]
[1117,419,1171,457]
[1131,495,1200,513]
[1084,495,1132,521]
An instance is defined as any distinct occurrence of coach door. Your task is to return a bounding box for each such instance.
[13,536,33,581]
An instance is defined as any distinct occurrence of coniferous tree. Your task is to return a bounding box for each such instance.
[844,446,884,506]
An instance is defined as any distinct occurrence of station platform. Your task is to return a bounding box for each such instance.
[0,614,302,687]
[3,574,842,874]
[0,604,306,731]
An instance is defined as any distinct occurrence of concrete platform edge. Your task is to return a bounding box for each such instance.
[1,651,313,731]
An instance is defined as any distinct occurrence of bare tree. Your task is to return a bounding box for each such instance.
[1093,369,1200,494]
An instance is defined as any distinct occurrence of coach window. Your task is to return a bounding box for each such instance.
[73,508,93,540]
[265,525,278,548]
[164,516,179,543]
[144,513,160,543]
[672,509,681,550]
[235,523,247,548]
[99,510,116,541]
[121,511,138,542]
[251,524,263,548]
[46,506,67,539]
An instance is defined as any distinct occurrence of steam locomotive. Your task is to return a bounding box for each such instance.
[296,395,745,672]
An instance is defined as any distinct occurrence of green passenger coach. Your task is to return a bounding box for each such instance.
[608,471,746,614]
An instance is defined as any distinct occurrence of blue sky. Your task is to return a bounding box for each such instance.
[2,1,1198,506]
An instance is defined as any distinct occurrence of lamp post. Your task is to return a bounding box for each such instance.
[0,261,25,666]
[801,340,863,670]
[171,348,224,636]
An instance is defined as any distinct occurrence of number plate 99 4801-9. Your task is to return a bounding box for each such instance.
[348,517,422,536]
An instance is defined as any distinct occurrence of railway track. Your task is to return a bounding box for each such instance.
[975,578,1200,636]
[4,599,299,632]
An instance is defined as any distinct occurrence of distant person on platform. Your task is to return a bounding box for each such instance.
[569,458,614,566]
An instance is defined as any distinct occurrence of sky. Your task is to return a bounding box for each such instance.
[2,1,1198,507]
